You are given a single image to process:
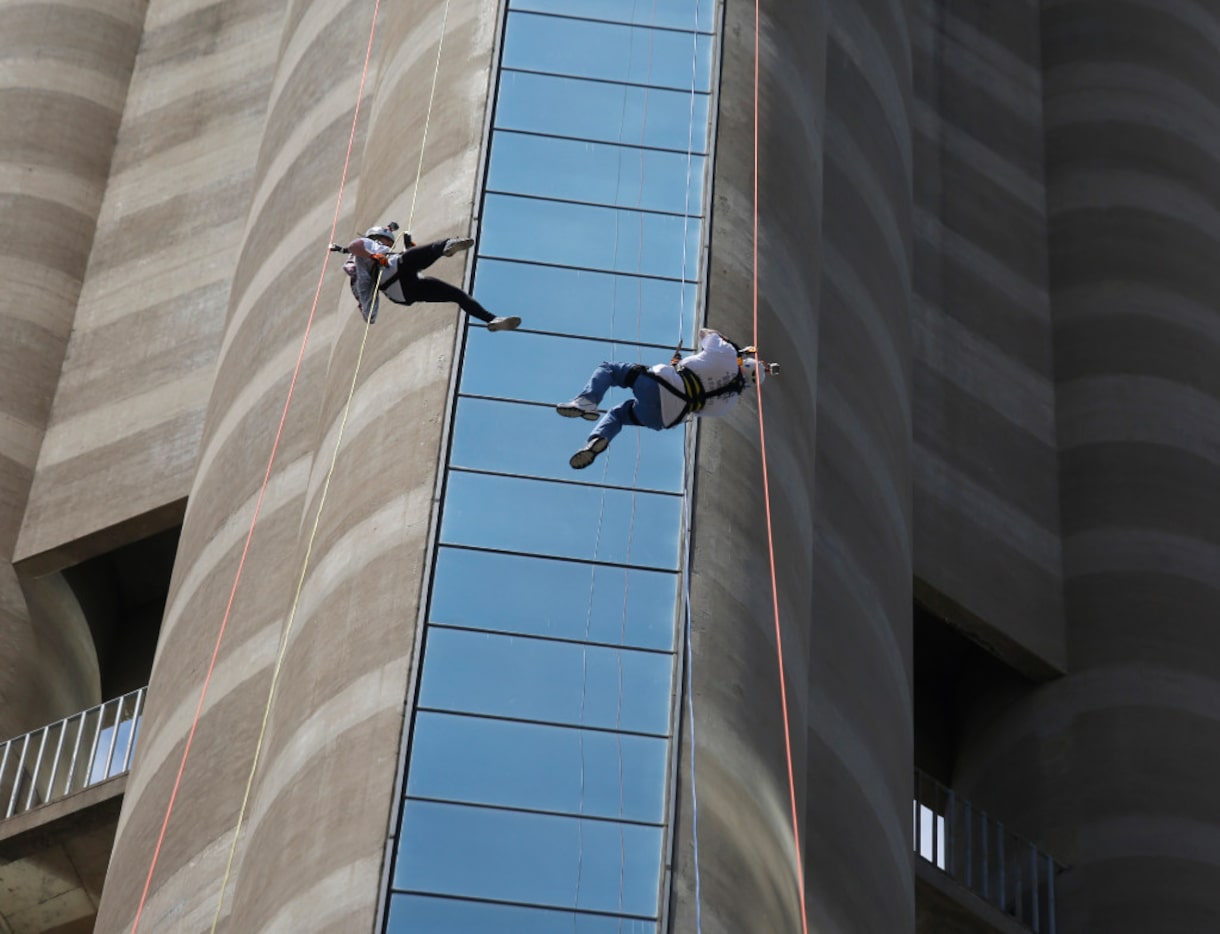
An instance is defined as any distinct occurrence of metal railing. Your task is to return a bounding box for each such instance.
[0,686,146,820]
[914,768,1060,934]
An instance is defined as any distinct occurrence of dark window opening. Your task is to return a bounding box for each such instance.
[913,600,1032,787]
[61,525,180,699]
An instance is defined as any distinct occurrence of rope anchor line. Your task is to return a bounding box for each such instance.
[751,0,808,928]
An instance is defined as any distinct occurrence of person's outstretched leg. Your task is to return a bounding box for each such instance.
[557,362,643,420]
[409,277,492,322]
[409,277,521,330]
[570,400,635,469]
[394,241,448,274]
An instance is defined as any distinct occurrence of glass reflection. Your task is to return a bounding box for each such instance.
[509,0,715,33]
[496,71,710,153]
[431,547,678,650]
[387,894,656,933]
[488,132,705,216]
[461,328,681,408]
[451,398,684,493]
[503,13,714,92]
[408,711,668,823]
[479,194,702,280]
[441,471,682,570]
[473,259,697,346]
[419,627,673,735]
[394,800,664,916]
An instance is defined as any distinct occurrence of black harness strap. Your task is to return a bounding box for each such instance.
[377,256,403,292]
[643,365,744,426]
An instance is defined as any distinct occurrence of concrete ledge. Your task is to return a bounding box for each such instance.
[15,500,186,577]
[0,776,125,933]
[0,774,125,851]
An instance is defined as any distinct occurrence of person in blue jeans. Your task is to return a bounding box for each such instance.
[557,328,773,469]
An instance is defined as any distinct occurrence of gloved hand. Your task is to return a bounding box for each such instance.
[371,253,390,267]
[328,242,348,254]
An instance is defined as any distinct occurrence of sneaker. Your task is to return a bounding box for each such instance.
[569,436,610,470]
[556,397,600,421]
[487,315,521,332]
[443,237,475,256]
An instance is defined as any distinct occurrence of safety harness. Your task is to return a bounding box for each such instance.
[378,256,407,294]
[624,362,746,426]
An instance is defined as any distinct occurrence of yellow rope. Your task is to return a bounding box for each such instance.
[209,0,452,927]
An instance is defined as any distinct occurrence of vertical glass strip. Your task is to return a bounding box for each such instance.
[383,2,716,930]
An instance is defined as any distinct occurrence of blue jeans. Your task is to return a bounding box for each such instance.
[580,362,666,442]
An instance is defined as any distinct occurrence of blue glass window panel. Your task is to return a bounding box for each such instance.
[504,13,714,93]
[488,132,705,217]
[387,894,656,933]
[496,71,710,154]
[394,800,664,916]
[430,547,678,650]
[419,627,673,735]
[460,330,624,404]
[473,260,697,346]
[441,471,682,570]
[450,398,684,493]
[462,330,680,410]
[408,712,668,823]
[510,0,715,33]
[479,194,702,280]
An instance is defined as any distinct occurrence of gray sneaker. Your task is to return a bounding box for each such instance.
[443,237,475,256]
[557,397,600,420]
[569,436,610,469]
[487,315,521,332]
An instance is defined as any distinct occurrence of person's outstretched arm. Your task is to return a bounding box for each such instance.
[346,237,390,262]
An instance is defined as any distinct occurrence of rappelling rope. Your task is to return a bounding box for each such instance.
[751,0,809,928]
[127,6,386,933]
[207,1,454,929]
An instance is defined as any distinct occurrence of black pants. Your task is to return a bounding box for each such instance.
[386,240,494,323]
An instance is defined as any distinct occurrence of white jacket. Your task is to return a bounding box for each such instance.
[649,329,744,428]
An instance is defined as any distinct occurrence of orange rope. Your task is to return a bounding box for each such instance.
[752,0,810,930]
[129,6,382,930]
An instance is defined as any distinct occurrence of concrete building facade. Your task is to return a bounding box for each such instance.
[0,0,1217,932]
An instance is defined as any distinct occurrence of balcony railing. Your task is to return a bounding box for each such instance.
[914,768,1061,934]
[0,687,146,820]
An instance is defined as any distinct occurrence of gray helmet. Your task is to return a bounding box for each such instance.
[365,226,396,243]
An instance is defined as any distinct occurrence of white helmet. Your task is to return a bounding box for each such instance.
[364,226,396,244]
[740,356,767,387]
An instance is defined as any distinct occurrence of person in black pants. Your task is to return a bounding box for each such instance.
[332,224,521,330]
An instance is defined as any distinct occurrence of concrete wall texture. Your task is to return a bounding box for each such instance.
[1,0,1218,932]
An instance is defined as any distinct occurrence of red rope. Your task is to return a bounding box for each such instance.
[752,0,810,930]
[128,5,383,930]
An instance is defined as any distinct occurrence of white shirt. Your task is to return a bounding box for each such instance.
[351,237,413,307]
[650,329,744,428]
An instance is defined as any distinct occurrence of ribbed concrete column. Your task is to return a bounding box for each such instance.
[671,0,825,931]
[14,0,284,574]
[911,0,1065,676]
[95,0,498,930]
[222,2,497,930]
[954,3,1220,931]
[811,0,915,931]
[0,0,146,736]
